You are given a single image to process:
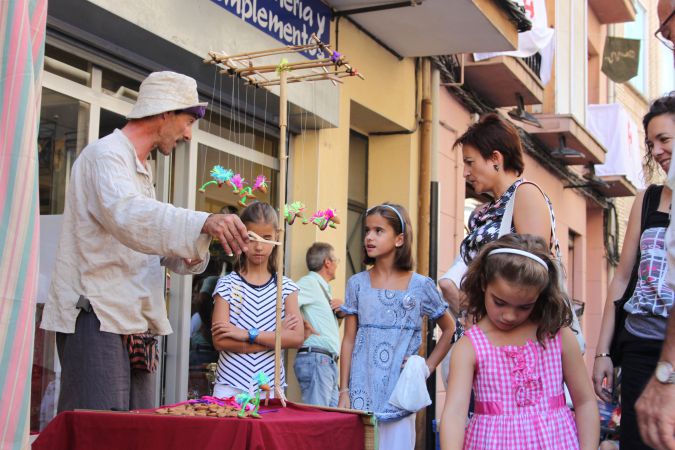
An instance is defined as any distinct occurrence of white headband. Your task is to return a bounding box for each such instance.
[487,248,548,270]
[367,204,405,233]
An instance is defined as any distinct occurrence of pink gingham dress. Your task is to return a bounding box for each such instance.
[463,326,579,449]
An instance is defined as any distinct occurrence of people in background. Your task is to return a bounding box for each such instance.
[294,242,343,407]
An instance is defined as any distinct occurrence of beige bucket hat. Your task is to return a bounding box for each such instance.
[126,71,208,119]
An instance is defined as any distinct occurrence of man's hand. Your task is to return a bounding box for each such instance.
[201,214,249,256]
[329,298,344,312]
[303,319,320,341]
[636,376,675,450]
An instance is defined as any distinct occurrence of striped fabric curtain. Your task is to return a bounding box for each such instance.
[0,0,48,448]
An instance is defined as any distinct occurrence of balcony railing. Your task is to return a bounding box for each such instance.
[520,52,542,80]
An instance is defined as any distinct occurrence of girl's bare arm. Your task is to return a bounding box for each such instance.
[338,314,358,409]
[562,327,600,450]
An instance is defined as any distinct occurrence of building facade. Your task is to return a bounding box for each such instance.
[31,0,524,443]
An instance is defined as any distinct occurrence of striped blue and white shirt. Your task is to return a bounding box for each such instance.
[213,272,298,393]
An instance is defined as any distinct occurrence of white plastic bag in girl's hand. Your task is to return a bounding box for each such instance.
[388,355,431,412]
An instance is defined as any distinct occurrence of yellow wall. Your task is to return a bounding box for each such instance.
[285,18,420,402]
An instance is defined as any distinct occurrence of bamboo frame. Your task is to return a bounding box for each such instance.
[206,44,322,63]
[205,34,364,410]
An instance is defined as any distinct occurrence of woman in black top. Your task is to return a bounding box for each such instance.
[592,93,675,450]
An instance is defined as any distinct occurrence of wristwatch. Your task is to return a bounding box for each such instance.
[655,361,675,384]
[248,328,259,344]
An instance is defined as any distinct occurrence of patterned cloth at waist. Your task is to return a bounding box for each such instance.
[474,393,566,415]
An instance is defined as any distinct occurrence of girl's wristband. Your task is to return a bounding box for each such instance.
[594,353,611,359]
[339,388,349,394]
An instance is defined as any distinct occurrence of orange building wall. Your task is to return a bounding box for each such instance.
[433,85,608,411]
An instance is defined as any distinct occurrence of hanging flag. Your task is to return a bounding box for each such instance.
[601,36,641,83]
[0,0,47,448]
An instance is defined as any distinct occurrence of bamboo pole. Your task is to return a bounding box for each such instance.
[310,34,365,80]
[273,69,288,406]
[211,44,321,62]
[255,71,347,87]
[207,51,274,84]
[235,60,340,76]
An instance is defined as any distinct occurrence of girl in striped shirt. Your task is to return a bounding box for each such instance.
[211,202,304,398]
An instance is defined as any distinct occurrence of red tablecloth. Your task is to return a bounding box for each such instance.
[32,400,366,450]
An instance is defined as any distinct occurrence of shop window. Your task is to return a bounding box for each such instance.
[346,131,368,279]
[38,88,89,215]
[44,44,91,86]
[195,143,277,213]
[32,88,91,432]
[99,109,127,138]
[624,1,648,95]
[101,68,141,103]
[198,107,279,157]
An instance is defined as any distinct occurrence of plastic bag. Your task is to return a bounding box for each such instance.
[388,355,431,412]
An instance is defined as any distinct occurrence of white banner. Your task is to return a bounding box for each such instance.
[588,103,645,190]
[474,0,555,85]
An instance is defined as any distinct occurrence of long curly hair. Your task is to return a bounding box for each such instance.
[462,234,572,344]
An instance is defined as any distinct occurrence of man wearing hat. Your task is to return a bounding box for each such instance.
[41,71,250,412]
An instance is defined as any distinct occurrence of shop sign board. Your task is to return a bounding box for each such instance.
[210,0,331,59]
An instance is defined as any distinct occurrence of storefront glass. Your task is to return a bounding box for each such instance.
[32,87,90,432]
[346,131,368,279]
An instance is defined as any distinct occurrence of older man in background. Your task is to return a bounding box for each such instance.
[294,242,343,407]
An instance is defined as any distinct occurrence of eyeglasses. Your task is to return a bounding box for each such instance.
[655,8,675,52]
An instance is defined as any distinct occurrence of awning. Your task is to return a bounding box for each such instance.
[516,114,607,165]
[464,54,544,106]
[596,175,638,197]
[327,0,523,57]
[589,0,636,24]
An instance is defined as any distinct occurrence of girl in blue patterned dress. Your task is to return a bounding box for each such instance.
[338,203,455,449]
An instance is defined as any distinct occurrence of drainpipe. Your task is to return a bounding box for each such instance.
[418,58,432,277]
[416,56,433,450]
[425,65,441,450]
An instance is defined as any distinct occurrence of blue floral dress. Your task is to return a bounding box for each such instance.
[340,271,447,422]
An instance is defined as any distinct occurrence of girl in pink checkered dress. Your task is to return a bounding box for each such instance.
[440,234,599,450]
